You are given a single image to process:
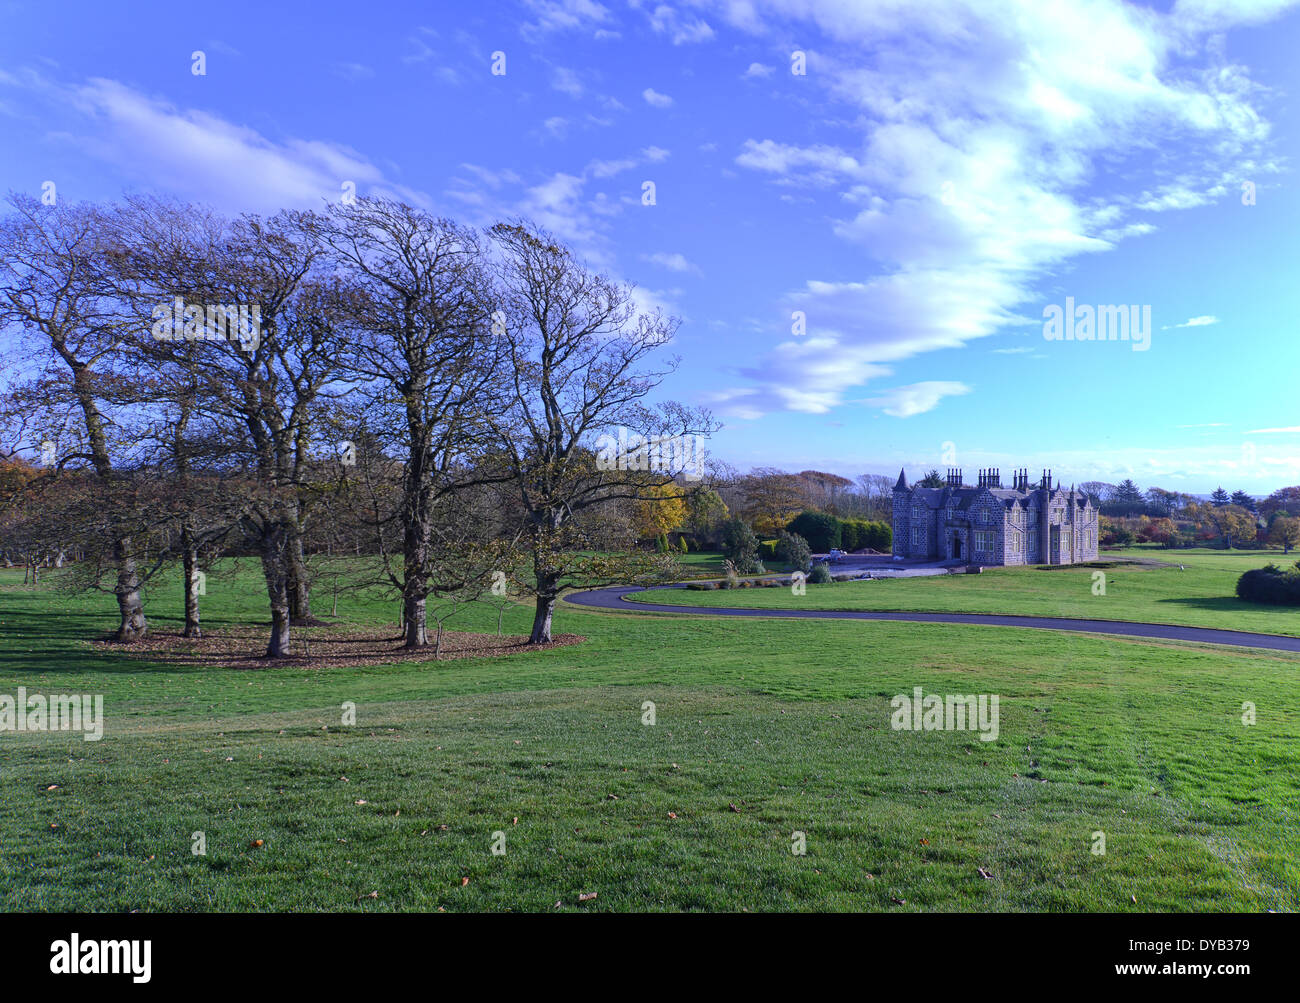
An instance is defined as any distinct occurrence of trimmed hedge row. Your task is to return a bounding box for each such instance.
[785,511,891,553]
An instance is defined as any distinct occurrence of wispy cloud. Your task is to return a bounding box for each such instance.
[16,75,426,212]
[1164,315,1220,329]
[642,251,700,274]
[863,381,972,418]
[709,0,1289,418]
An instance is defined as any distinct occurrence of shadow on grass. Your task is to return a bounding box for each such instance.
[1155,596,1264,614]
[0,607,209,675]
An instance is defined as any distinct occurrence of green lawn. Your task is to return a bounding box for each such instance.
[1,558,1297,912]
[637,548,1300,637]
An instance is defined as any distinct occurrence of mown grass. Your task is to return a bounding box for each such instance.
[636,548,1300,637]
[0,558,1296,911]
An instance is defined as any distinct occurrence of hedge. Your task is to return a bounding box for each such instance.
[1236,563,1300,605]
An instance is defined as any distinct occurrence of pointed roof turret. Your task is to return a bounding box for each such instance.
[894,468,908,491]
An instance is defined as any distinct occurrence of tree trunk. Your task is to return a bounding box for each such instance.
[529,593,556,644]
[113,538,147,642]
[404,593,428,647]
[287,531,312,623]
[262,532,292,658]
[182,535,201,638]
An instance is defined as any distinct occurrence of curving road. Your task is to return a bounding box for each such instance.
[564,584,1300,653]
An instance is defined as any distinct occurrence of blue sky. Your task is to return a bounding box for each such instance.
[1,0,1297,493]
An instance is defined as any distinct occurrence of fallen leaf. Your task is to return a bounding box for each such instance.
[249,839,264,848]
[728,803,741,813]
[461,877,470,887]
[667,812,678,819]
[578,891,597,902]
[977,867,993,879]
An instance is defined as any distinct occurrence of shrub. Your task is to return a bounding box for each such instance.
[687,581,717,590]
[721,518,763,574]
[678,536,689,553]
[809,562,832,584]
[775,530,812,570]
[860,520,891,551]
[840,521,860,551]
[786,511,841,553]
[1236,564,1300,605]
[758,539,779,562]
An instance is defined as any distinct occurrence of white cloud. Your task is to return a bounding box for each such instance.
[1165,314,1220,328]
[863,381,972,418]
[744,62,774,78]
[646,4,717,43]
[552,66,584,97]
[703,0,1292,418]
[588,157,638,178]
[642,251,700,273]
[642,87,674,108]
[41,77,424,212]
[522,0,612,36]
[642,145,671,161]
[1247,426,1300,434]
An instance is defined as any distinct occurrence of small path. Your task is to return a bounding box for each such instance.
[563,585,1300,653]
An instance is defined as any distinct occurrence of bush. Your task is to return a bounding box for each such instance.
[860,520,891,551]
[687,581,717,590]
[840,520,859,551]
[758,539,779,562]
[786,511,841,553]
[721,518,763,574]
[808,562,832,584]
[775,530,812,571]
[1236,563,1300,605]
[678,536,689,554]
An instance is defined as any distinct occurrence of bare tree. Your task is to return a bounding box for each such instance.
[319,198,508,647]
[486,220,717,643]
[0,195,149,639]
[114,198,345,657]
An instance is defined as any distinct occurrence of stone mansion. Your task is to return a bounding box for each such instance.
[892,468,1099,566]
